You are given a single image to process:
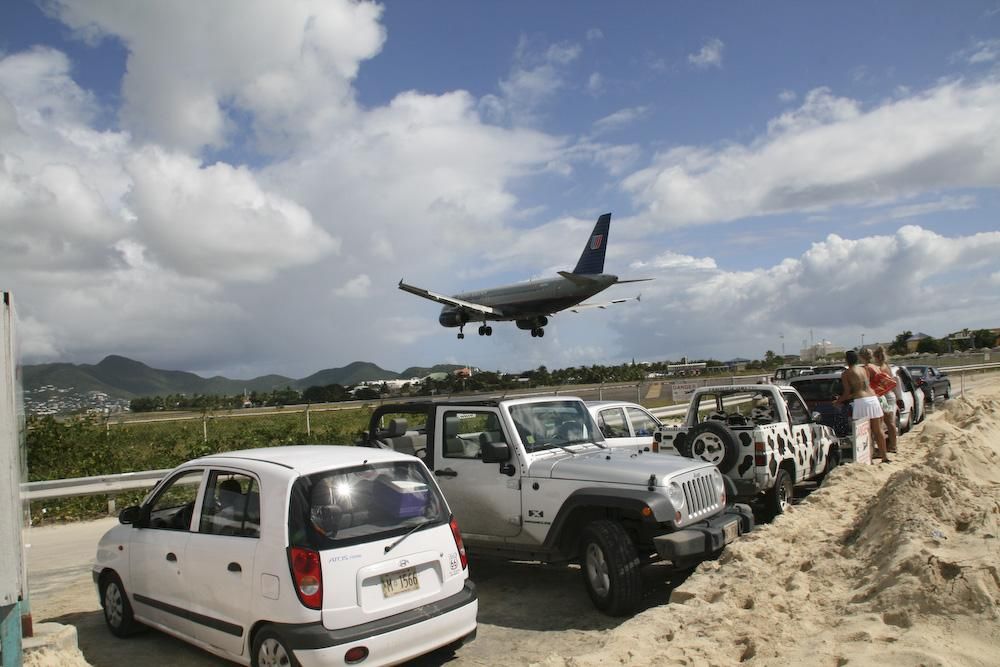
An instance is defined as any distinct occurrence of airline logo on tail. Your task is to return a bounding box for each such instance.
[590,234,604,250]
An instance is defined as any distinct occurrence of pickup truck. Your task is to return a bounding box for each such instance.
[654,384,840,519]
[358,396,753,615]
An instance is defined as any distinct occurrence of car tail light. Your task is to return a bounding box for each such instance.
[344,646,369,663]
[651,438,659,453]
[288,546,323,609]
[754,437,766,467]
[449,515,468,570]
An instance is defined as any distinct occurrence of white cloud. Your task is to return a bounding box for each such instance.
[778,89,797,103]
[862,195,977,225]
[47,0,387,153]
[480,35,582,125]
[333,274,372,298]
[592,106,649,135]
[586,72,604,96]
[586,28,604,41]
[688,38,724,69]
[611,226,1000,360]
[622,81,1000,227]
[955,39,1000,65]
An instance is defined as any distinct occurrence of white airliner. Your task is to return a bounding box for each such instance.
[399,213,650,339]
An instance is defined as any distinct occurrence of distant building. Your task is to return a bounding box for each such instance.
[799,340,845,362]
[906,332,932,353]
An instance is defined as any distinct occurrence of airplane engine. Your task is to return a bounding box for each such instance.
[515,316,548,330]
[438,309,468,328]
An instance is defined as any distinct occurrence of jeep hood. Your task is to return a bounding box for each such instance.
[528,447,713,484]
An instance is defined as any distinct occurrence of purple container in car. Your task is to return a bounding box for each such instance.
[374,476,428,518]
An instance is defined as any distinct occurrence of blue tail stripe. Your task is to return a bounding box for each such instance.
[572,213,612,275]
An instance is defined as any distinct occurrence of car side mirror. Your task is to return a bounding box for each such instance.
[812,411,823,423]
[119,505,142,525]
[481,440,511,463]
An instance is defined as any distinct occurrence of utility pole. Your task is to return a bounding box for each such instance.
[861,333,865,349]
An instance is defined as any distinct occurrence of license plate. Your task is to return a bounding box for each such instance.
[723,520,739,544]
[380,567,419,598]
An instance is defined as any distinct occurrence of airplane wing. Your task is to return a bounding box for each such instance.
[398,279,498,315]
[557,271,652,286]
[568,294,642,313]
[614,278,654,284]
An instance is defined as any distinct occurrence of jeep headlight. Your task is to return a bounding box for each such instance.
[667,481,685,509]
[712,470,726,504]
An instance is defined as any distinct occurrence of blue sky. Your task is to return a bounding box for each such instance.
[1,1,999,379]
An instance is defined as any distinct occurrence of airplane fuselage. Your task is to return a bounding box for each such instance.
[438,273,620,326]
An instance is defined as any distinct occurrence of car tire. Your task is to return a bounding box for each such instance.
[580,520,642,616]
[927,387,935,403]
[763,468,793,520]
[100,571,141,638]
[252,627,300,667]
[686,421,740,472]
[944,383,951,399]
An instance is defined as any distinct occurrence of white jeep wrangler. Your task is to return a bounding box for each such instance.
[361,396,753,615]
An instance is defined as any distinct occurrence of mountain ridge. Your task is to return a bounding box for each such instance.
[22,355,467,400]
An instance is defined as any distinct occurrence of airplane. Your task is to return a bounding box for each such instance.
[398,213,650,339]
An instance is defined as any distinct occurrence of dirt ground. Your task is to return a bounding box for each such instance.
[24,372,1000,666]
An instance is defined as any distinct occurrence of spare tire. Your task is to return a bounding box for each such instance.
[686,421,740,472]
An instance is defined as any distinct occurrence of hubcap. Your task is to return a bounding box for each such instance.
[258,638,292,667]
[585,543,610,598]
[693,434,724,464]
[779,483,790,510]
[104,583,123,628]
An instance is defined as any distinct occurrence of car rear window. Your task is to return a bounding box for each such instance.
[288,461,448,550]
[791,378,841,402]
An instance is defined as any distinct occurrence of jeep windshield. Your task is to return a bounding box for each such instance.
[508,400,605,453]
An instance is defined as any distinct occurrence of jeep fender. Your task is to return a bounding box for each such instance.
[542,487,674,557]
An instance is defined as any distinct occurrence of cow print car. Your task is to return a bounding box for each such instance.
[654,385,840,519]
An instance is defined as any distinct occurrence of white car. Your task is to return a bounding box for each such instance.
[586,400,663,451]
[93,446,477,667]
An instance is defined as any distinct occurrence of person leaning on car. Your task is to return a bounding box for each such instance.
[874,345,904,454]
[834,349,890,463]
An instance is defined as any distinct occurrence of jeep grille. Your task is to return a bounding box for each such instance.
[679,470,721,525]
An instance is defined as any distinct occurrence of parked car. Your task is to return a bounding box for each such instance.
[790,365,919,434]
[93,446,478,667]
[586,400,663,450]
[905,365,952,403]
[771,365,814,382]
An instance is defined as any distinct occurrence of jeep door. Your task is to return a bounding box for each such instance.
[782,389,826,481]
[433,407,522,538]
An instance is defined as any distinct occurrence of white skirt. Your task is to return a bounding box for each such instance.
[853,395,884,420]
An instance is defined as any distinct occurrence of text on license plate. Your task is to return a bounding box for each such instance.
[381,567,419,598]
[723,520,739,544]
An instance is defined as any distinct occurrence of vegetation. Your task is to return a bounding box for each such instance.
[27,406,372,523]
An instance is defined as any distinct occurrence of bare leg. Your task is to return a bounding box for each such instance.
[870,417,889,461]
[883,412,897,453]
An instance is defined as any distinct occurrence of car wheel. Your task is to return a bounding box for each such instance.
[252,628,300,667]
[944,383,951,399]
[686,421,740,472]
[580,520,642,616]
[763,468,793,520]
[100,572,141,637]
[927,387,935,403]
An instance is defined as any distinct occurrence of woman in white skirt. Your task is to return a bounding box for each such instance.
[834,349,890,462]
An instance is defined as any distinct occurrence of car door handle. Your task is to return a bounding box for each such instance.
[165,552,177,562]
[434,469,458,478]
[227,562,242,573]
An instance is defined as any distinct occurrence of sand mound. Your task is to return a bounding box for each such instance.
[537,387,1000,666]
[23,647,92,667]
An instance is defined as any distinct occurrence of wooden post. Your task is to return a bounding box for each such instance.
[305,405,311,436]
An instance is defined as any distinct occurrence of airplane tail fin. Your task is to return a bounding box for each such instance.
[572,213,611,275]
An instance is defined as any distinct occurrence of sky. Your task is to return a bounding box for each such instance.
[2,1,1000,380]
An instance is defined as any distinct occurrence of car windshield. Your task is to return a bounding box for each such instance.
[908,367,927,377]
[508,401,603,453]
[288,461,448,550]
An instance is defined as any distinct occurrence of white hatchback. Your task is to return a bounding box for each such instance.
[586,400,663,451]
[93,446,477,667]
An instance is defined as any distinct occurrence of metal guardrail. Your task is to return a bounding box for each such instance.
[20,361,999,503]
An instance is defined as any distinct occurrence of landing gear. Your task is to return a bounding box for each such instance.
[530,328,545,338]
[477,325,493,336]
[457,324,465,340]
